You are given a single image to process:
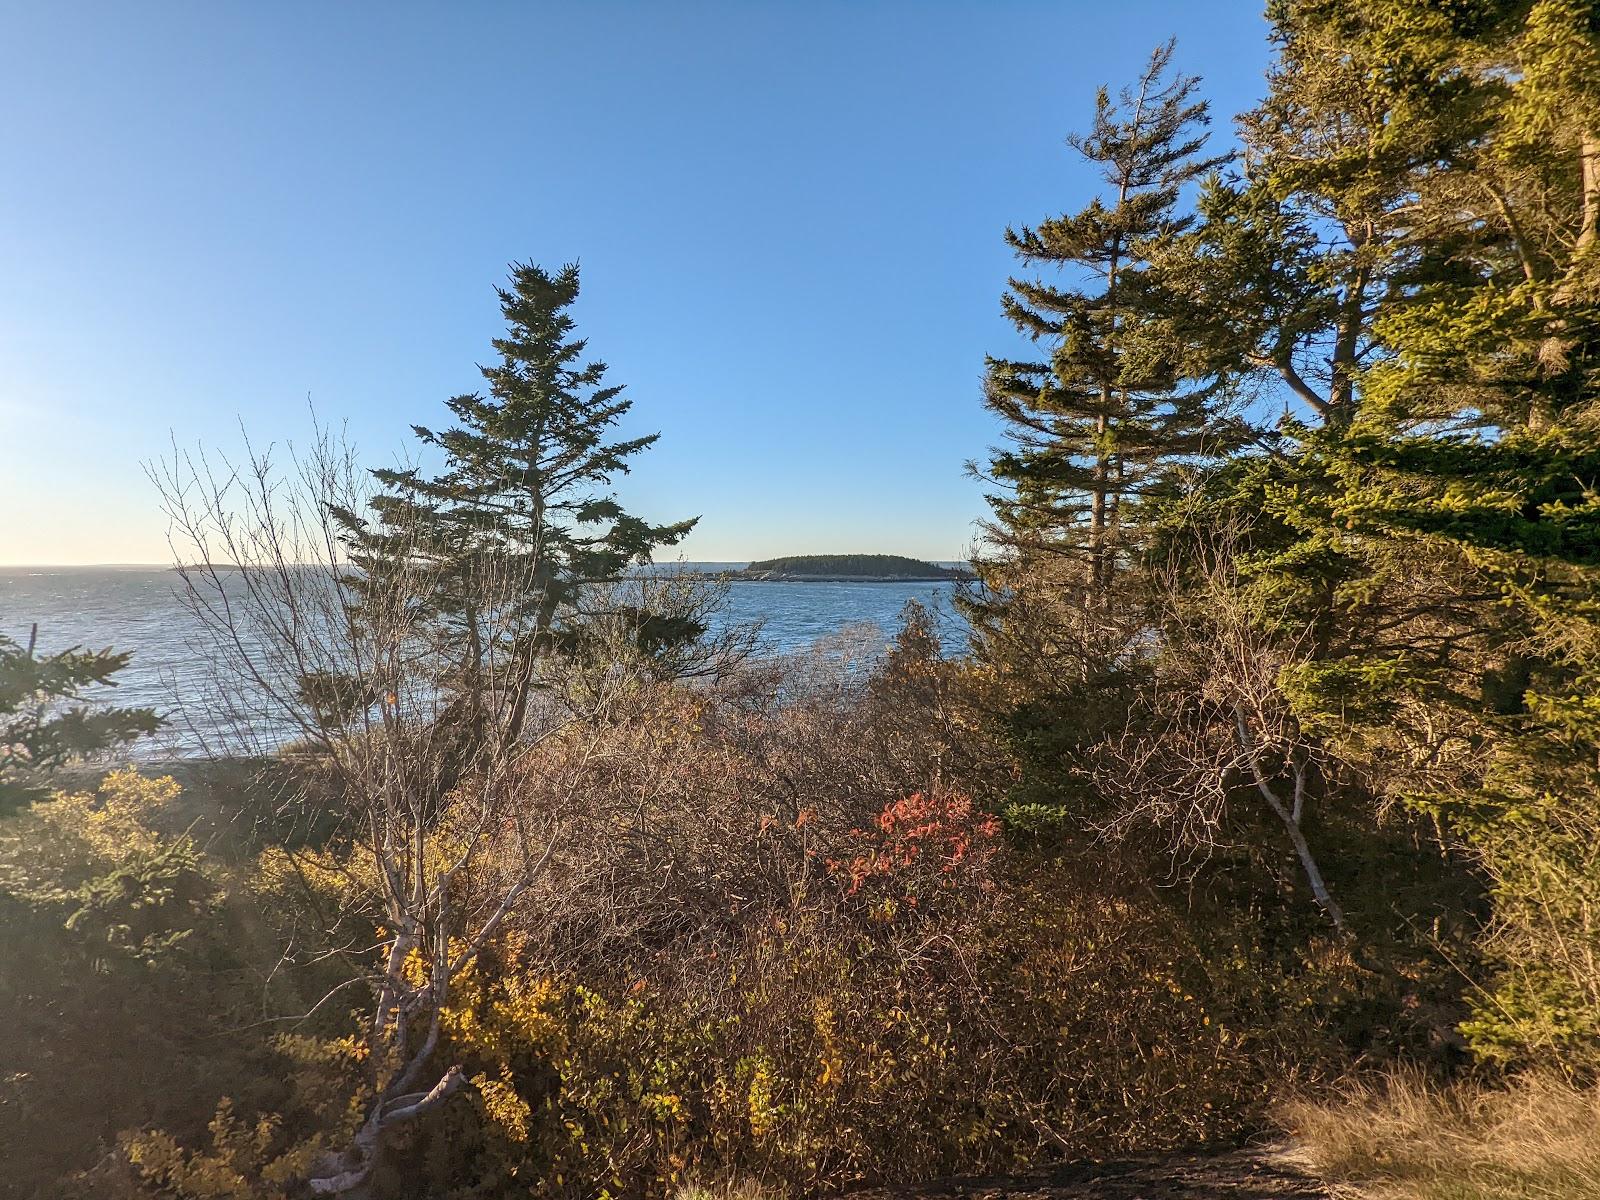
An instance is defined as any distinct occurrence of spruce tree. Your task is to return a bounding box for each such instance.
[335,261,696,743]
[977,40,1230,609]
[1154,0,1519,705]
[1188,0,1592,758]
[964,44,1234,827]
[1324,0,1600,1063]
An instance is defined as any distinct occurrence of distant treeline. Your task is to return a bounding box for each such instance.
[743,553,965,578]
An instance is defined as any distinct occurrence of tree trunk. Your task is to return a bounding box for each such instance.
[1089,407,1109,608]
[1575,130,1599,263]
[1235,709,1348,934]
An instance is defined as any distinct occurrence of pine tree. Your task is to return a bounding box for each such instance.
[335,261,696,744]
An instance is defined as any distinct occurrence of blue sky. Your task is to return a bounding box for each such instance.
[0,1,1273,565]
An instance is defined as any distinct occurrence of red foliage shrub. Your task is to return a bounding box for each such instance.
[830,789,1002,907]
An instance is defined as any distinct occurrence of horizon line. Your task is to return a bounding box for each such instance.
[0,556,974,570]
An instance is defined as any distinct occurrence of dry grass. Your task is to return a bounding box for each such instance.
[674,1181,785,1200]
[1283,1070,1600,1199]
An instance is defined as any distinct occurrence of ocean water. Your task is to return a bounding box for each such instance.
[0,564,967,755]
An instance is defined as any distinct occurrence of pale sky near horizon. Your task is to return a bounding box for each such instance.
[0,1,1273,566]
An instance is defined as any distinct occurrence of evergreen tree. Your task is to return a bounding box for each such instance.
[977,2,1532,934]
[1123,0,1600,982]
[0,625,161,813]
[335,262,696,744]
[1150,0,1525,732]
[1205,0,1593,799]
[963,44,1236,828]
[1101,1,1533,944]
[977,41,1231,608]
[1321,0,1600,1064]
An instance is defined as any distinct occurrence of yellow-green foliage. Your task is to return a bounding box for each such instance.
[124,1101,325,1200]
[11,639,1364,1200]
[0,768,214,963]
[0,771,220,1195]
[1,767,186,900]
[95,830,1327,1200]
[116,1037,372,1200]
[0,769,362,1200]
[153,881,1323,1200]
[1445,781,1600,1072]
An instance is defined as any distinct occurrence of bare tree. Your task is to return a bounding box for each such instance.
[1093,532,1348,933]
[151,426,619,1194]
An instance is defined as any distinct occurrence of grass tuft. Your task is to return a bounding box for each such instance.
[1282,1069,1600,1199]
[674,1180,785,1200]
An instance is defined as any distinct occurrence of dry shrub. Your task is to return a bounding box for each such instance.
[340,626,1321,1196]
[93,618,1332,1200]
[1283,1070,1600,1199]
[673,1182,782,1200]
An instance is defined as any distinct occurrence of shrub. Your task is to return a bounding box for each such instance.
[0,769,360,1200]
[69,627,1357,1198]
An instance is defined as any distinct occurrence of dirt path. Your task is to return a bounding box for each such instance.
[843,1145,1330,1200]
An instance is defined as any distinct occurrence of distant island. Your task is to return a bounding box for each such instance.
[736,554,972,582]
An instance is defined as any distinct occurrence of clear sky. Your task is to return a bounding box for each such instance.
[0,1,1273,566]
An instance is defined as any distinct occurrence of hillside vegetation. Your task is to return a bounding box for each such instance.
[3,4,1600,1198]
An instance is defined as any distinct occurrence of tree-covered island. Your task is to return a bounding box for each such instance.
[737,553,971,581]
